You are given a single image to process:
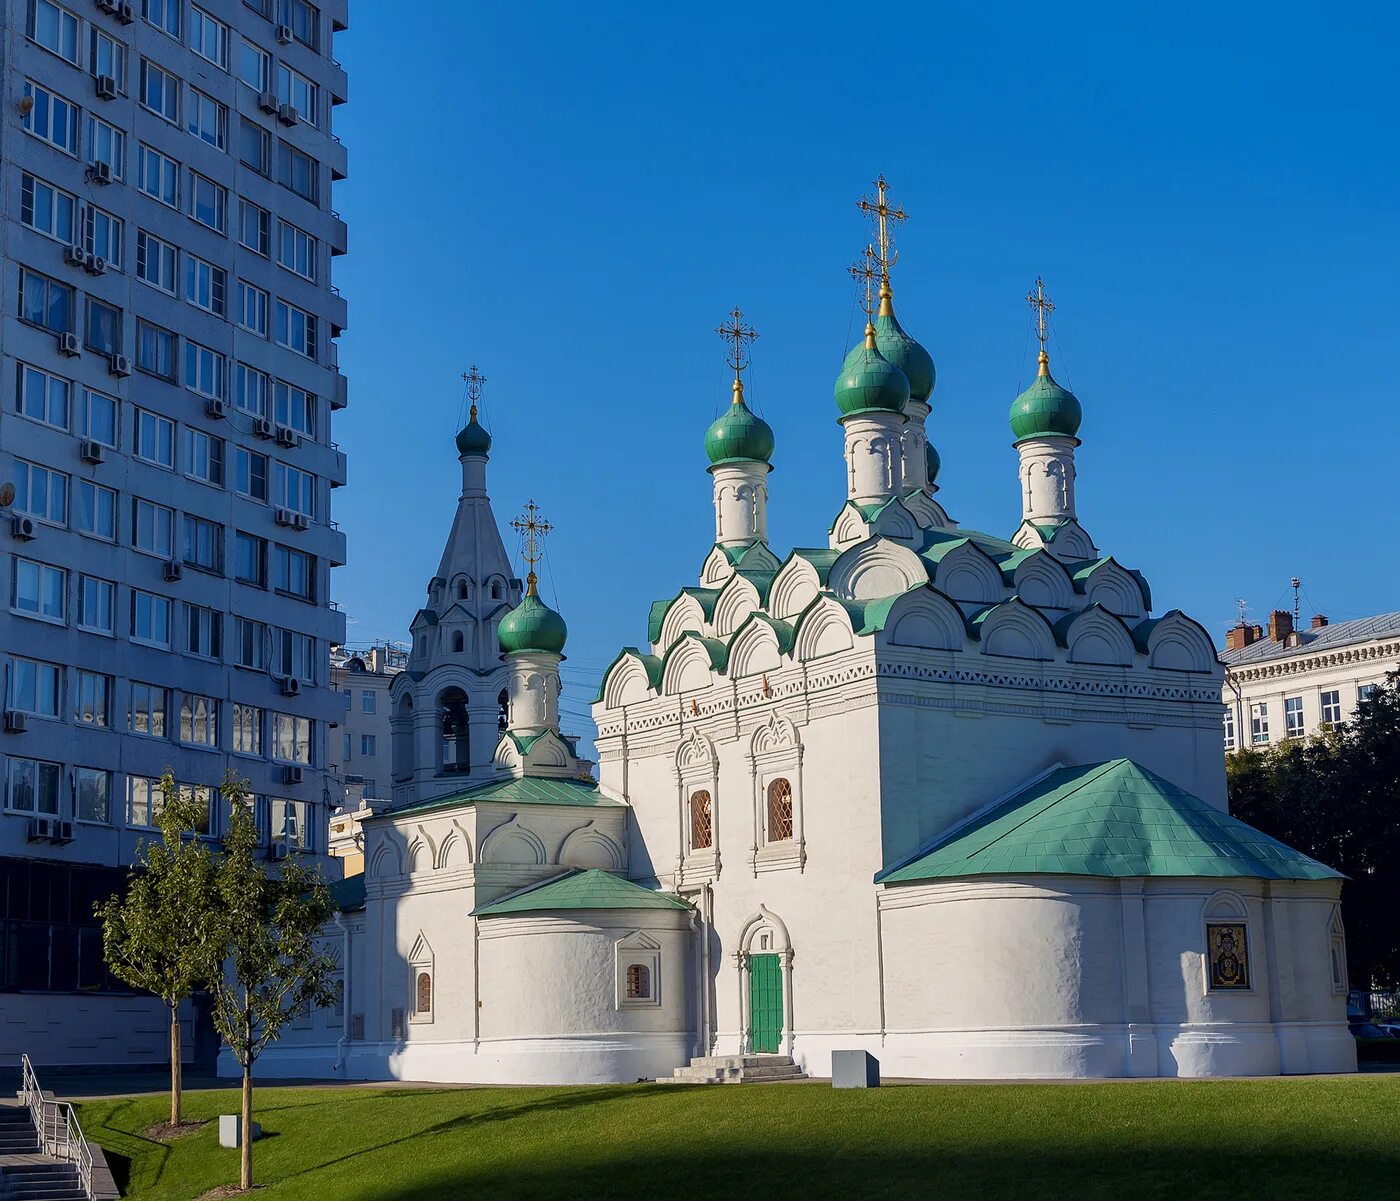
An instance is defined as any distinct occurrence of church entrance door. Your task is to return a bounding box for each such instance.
[748,953,782,1053]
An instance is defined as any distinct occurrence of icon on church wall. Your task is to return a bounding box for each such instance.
[1207,922,1250,990]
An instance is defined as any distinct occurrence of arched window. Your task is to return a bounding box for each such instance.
[455,578,469,600]
[497,688,509,732]
[490,578,504,601]
[767,777,793,841]
[626,963,651,1000]
[438,688,470,773]
[690,790,713,850]
[391,693,414,782]
[451,631,464,654]
[415,971,432,1015]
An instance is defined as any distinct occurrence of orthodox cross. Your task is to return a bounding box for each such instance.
[1026,278,1054,353]
[511,500,552,594]
[716,307,758,377]
[849,244,878,318]
[462,365,487,421]
[857,175,907,282]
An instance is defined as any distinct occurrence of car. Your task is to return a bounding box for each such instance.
[1349,1021,1395,1040]
[1377,1022,1400,1038]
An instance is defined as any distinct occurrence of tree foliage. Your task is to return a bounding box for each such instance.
[1228,670,1400,988]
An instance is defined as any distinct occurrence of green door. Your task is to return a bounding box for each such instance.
[749,953,783,1053]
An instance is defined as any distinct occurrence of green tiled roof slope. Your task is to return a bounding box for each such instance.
[474,869,690,917]
[329,873,366,912]
[878,759,1340,884]
[370,776,619,822]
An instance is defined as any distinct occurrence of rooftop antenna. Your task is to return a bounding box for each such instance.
[1235,597,1249,627]
[1291,576,1302,626]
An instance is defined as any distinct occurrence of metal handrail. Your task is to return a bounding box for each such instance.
[19,1054,94,1200]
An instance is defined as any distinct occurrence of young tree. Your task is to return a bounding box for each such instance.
[96,774,222,1127]
[210,778,338,1190]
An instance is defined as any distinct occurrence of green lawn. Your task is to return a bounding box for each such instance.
[78,1075,1400,1201]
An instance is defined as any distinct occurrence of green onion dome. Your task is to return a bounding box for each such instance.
[925,441,941,485]
[705,378,774,468]
[875,291,935,404]
[835,324,910,418]
[1009,351,1083,443]
[498,585,567,656]
[455,405,492,456]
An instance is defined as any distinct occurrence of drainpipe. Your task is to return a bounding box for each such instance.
[332,911,350,1073]
[700,884,713,1054]
[1225,671,1244,757]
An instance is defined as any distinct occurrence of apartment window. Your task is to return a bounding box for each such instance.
[22,81,79,154]
[76,768,111,823]
[13,460,68,527]
[237,281,269,335]
[180,693,219,746]
[78,575,115,633]
[17,364,70,429]
[361,691,376,715]
[239,38,271,91]
[276,141,317,203]
[239,118,270,174]
[184,256,227,316]
[129,683,168,738]
[272,383,315,438]
[238,199,271,255]
[86,115,127,177]
[1359,684,1377,704]
[13,559,66,623]
[274,301,317,359]
[140,59,180,123]
[274,628,315,682]
[274,220,317,281]
[129,777,205,830]
[85,298,121,356]
[283,0,319,51]
[7,759,61,816]
[272,543,314,599]
[133,498,176,556]
[235,365,269,417]
[137,231,178,293]
[233,703,263,754]
[76,671,111,727]
[1320,689,1342,725]
[189,171,228,232]
[1284,696,1304,739]
[274,463,315,517]
[10,658,62,718]
[135,409,176,468]
[83,206,124,269]
[185,343,226,399]
[90,29,128,92]
[137,145,179,207]
[143,0,181,36]
[183,515,224,574]
[137,321,177,379]
[234,448,270,503]
[234,617,267,669]
[78,388,118,448]
[1222,707,1236,751]
[235,531,268,585]
[1250,702,1269,746]
[360,735,376,757]
[190,7,229,67]
[131,589,173,646]
[20,173,76,242]
[20,268,74,334]
[75,480,117,541]
[272,712,312,764]
[276,64,317,126]
[342,731,351,761]
[30,0,80,63]
[184,429,225,487]
[271,797,308,849]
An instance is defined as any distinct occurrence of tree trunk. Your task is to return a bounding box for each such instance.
[240,1060,253,1191]
[169,1004,182,1127]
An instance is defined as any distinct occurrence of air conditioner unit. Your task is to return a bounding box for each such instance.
[258,91,279,114]
[270,842,291,860]
[57,332,81,357]
[95,74,117,101]
[64,244,87,267]
[79,438,106,464]
[274,507,296,527]
[53,821,74,844]
[292,512,310,532]
[163,559,184,582]
[27,816,55,842]
[253,417,276,439]
[275,426,300,448]
[3,710,29,734]
[277,103,298,126]
[281,765,304,785]
[205,398,227,420]
[88,160,114,184]
[85,255,107,276]
[279,676,302,698]
[276,23,293,44]
[117,1,133,23]
[109,352,131,377]
[95,0,121,14]
[10,515,37,542]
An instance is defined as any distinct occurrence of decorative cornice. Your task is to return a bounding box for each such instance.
[1223,639,1400,685]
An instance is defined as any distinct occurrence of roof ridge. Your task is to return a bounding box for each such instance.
[960,760,1124,862]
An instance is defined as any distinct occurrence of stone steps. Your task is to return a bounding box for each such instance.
[660,1053,808,1085]
[0,1106,88,1201]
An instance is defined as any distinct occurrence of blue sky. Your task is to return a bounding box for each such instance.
[329,3,1397,735]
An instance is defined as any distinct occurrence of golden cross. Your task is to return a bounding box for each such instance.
[1026,278,1054,351]
[715,307,758,375]
[857,175,907,282]
[462,365,487,420]
[849,244,878,318]
[510,500,552,594]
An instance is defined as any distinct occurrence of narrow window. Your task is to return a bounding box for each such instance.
[497,688,509,732]
[451,631,464,654]
[415,971,432,1016]
[626,964,650,1000]
[690,790,713,850]
[439,689,469,773]
[767,778,793,842]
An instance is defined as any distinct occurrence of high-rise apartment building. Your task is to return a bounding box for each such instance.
[0,0,348,1067]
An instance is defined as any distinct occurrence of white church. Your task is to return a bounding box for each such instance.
[249,186,1354,1084]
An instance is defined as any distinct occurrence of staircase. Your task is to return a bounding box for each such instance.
[0,1107,86,1200]
[661,1054,808,1084]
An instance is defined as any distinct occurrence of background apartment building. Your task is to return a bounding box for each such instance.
[330,640,402,806]
[0,0,348,1067]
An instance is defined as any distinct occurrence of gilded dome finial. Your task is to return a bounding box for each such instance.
[510,499,552,598]
[858,175,907,314]
[716,307,758,405]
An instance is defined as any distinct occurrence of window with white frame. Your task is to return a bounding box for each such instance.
[238,281,269,335]
[274,382,316,437]
[131,589,173,646]
[362,691,376,714]
[1320,689,1342,725]
[239,117,269,174]
[282,0,319,48]
[85,298,121,356]
[1249,702,1269,745]
[235,531,267,585]
[274,463,315,517]
[20,268,74,334]
[140,59,180,123]
[74,480,116,541]
[239,38,270,91]
[22,81,79,154]
[30,0,80,63]
[189,171,227,232]
[79,387,117,448]
[12,558,66,624]
[13,460,68,527]
[17,364,70,429]
[271,712,312,764]
[129,682,168,738]
[184,342,226,399]
[75,671,111,727]
[276,64,317,125]
[276,221,317,280]
[7,758,62,816]
[276,141,317,202]
[76,768,111,824]
[20,173,76,242]
[78,574,115,634]
[233,617,268,670]
[137,144,179,207]
[185,256,227,316]
[1222,706,1236,751]
[143,0,181,38]
[271,797,308,849]
[1284,696,1304,738]
[234,449,269,504]
[86,115,126,177]
[184,428,225,487]
[1358,683,1377,704]
[10,657,62,719]
[615,932,661,1008]
[180,692,219,746]
[1329,910,1347,994]
[190,7,229,67]
[274,301,317,359]
[182,516,223,574]
[135,409,176,468]
[239,198,271,255]
[361,735,376,756]
[130,778,212,832]
[90,28,128,91]
[235,364,269,416]
[137,231,178,293]
[83,204,124,268]
[133,499,175,556]
[233,702,263,754]
[137,320,177,380]
[274,628,315,682]
[186,89,227,149]
[272,544,314,599]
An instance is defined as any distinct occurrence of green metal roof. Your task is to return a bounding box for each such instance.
[1009,363,1082,442]
[329,873,366,913]
[648,588,722,645]
[875,302,935,404]
[878,759,1341,884]
[835,342,910,417]
[592,647,662,703]
[474,869,691,917]
[705,396,775,467]
[370,776,619,822]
